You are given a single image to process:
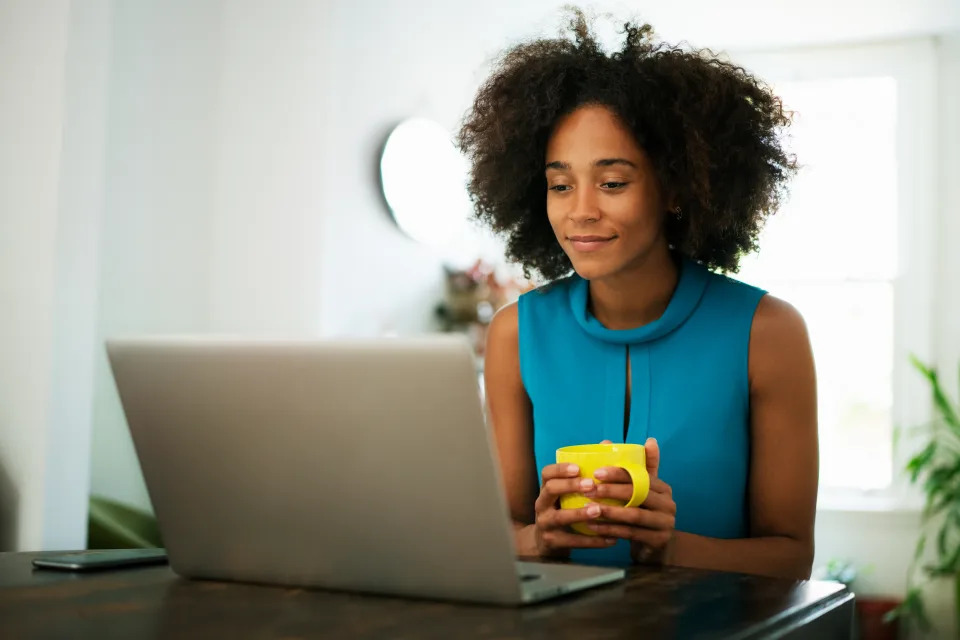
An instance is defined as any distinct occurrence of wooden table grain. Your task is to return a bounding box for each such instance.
[0,551,854,639]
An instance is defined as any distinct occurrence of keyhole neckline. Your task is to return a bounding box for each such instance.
[568,255,709,345]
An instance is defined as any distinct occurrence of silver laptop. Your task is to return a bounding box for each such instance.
[106,335,624,605]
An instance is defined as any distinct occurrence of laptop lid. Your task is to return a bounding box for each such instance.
[106,336,526,604]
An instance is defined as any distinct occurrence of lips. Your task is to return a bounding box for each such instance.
[568,235,616,252]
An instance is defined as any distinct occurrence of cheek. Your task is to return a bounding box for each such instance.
[610,195,661,237]
[546,203,565,237]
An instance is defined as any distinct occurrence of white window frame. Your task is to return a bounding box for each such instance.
[730,39,938,511]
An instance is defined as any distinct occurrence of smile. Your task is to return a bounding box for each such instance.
[568,235,616,252]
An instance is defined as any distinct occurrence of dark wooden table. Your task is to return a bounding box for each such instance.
[0,551,853,639]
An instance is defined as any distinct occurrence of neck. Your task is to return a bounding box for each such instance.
[587,245,679,330]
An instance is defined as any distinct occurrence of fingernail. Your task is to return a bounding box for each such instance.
[594,469,607,480]
[579,478,594,491]
[567,464,580,475]
[586,504,601,517]
[606,538,617,545]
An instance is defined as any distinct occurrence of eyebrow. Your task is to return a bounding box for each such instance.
[545,158,638,171]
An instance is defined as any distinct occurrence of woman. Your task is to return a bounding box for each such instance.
[457,11,818,579]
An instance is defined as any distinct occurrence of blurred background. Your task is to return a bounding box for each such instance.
[1,0,959,635]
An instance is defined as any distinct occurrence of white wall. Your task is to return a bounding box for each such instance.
[0,0,111,552]
[43,0,112,551]
[208,0,327,334]
[88,0,333,512]
[935,34,960,415]
[0,0,70,552]
[89,0,222,512]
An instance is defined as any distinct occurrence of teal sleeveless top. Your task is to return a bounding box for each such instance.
[518,255,766,566]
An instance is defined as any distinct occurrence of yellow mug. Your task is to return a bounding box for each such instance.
[555,443,650,536]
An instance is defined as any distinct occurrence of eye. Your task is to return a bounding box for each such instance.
[601,182,628,190]
[549,184,572,192]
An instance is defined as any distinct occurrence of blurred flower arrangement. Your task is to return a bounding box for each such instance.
[435,260,534,359]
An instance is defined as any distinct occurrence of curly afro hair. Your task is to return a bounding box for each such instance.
[456,9,797,281]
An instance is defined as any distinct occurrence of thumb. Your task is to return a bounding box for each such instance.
[645,437,660,481]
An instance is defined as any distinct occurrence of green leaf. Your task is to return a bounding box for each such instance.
[910,353,933,378]
[883,603,902,623]
[925,541,960,576]
[925,489,960,518]
[915,533,928,560]
[886,587,931,631]
[938,523,950,557]
[908,587,931,631]
[908,442,938,483]
[923,462,960,494]
[920,459,960,517]
[911,355,960,435]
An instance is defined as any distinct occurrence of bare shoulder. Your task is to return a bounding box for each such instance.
[749,294,814,387]
[487,301,520,352]
[751,294,809,346]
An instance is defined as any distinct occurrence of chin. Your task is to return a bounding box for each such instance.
[568,258,619,281]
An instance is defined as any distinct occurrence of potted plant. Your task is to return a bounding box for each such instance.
[819,559,900,640]
[888,356,960,634]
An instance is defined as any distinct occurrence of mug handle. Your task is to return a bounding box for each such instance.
[620,462,650,508]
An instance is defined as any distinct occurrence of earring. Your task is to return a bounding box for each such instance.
[673,206,683,220]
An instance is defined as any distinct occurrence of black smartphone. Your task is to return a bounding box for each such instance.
[32,548,168,572]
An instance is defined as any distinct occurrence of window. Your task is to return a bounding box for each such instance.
[732,41,937,498]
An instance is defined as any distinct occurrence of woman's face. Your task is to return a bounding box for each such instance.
[545,104,670,281]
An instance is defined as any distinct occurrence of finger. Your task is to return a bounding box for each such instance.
[592,466,631,483]
[540,529,618,549]
[584,523,673,548]
[592,481,633,502]
[538,502,603,530]
[592,470,671,503]
[640,490,677,514]
[593,479,674,505]
[542,477,597,499]
[600,439,613,444]
[598,504,676,530]
[650,477,672,496]
[645,437,660,482]
[540,463,580,484]
[534,477,598,513]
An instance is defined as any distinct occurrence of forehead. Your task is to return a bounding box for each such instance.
[546,105,641,161]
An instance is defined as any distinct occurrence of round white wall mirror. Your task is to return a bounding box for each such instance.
[379,118,473,249]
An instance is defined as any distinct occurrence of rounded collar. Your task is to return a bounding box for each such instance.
[567,255,710,345]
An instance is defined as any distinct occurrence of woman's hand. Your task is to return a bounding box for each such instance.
[587,438,677,564]
[521,462,619,557]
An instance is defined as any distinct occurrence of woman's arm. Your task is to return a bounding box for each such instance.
[668,295,819,579]
[484,303,539,553]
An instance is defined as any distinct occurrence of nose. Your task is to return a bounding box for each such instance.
[568,185,600,223]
